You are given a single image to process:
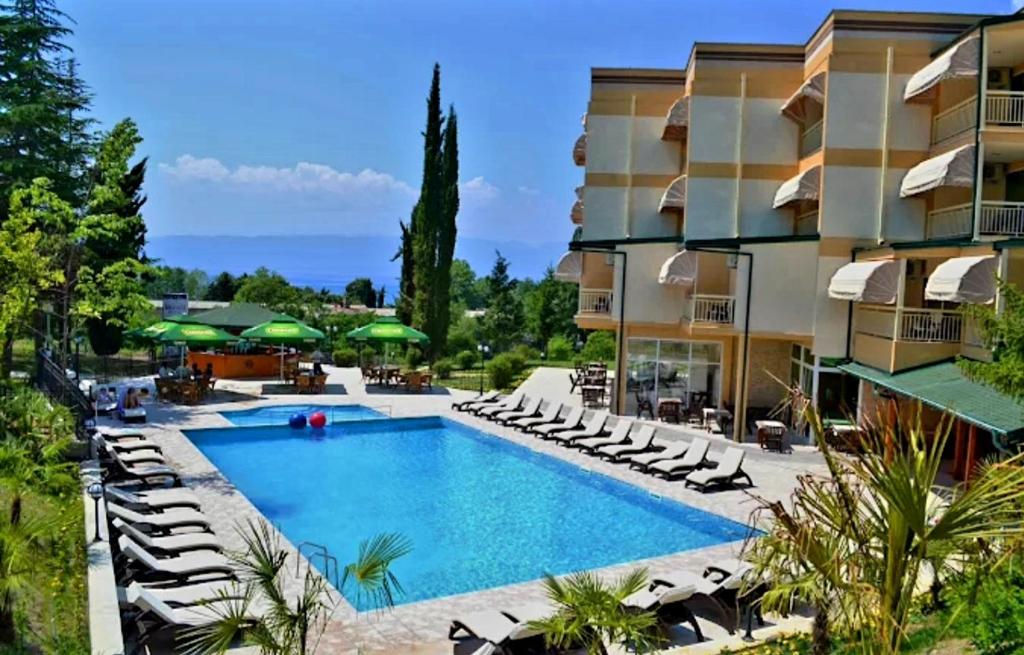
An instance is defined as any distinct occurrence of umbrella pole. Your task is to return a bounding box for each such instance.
[280,347,284,382]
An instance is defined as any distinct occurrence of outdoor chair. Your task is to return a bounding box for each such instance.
[648,438,711,478]
[685,447,754,491]
[596,425,655,460]
[448,602,550,653]
[111,518,223,556]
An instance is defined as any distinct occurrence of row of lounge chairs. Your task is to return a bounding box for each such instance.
[453,392,754,492]
[448,558,766,653]
[92,426,259,653]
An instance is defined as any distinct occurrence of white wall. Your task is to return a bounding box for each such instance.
[740,181,793,237]
[621,243,688,325]
[586,115,632,174]
[631,187,679,239]
[812,255,854,358]
[581,187,626,241]
[689,96,741,162]
[743,98,800,163]
[685,177,736,240]
[743,241,818,335]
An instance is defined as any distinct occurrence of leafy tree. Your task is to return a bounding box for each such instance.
[960,280,1024,399]
[580,331,615,363]
[528,569,660,655]
[450,259,483,309]
[481,251,523,352]
[206,271,241,302]
[0,0,93,220]
[524,267,578,347]
[144,266,210,300]
[235,267,302,309]
[344,277,376,308]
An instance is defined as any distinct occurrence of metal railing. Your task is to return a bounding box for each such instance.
[987,90,1024,128]
[931,96,977,145]
[579,288,612,315]
[800,120,823,158]
[35,351,93,437]
[687,294,735,325]
[963,317,986,349]
[926,203,972,239]
[795,210,818,235]
[980,200,1024,237]
[855,306,962,344]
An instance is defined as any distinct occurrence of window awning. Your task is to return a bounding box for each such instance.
[773,166,821,208]
[658,175,687,213]
[658,250,698,286]
[554,251,582,282]
[904,35,980,102]
[662,96,690,141]
[573,134,587,166]
[827,260,900,303]
[925,256,997,304]
[839,361,1024,447]
[899,144,975,198]
[781,72,826,122]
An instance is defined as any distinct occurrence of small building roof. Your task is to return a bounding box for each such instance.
[189,303,291,329]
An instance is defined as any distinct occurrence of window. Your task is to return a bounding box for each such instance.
[625,338,723,416]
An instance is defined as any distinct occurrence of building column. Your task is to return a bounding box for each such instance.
[952,420,966,481]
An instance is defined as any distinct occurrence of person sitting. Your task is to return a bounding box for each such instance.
[175,363,191,379]
[158,364,170,378]
[124,387,141,409]
[191,363,202,379]
[311,349,325,376]
[204,362,214,379]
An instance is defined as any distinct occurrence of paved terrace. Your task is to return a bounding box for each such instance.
[103,366,822,654]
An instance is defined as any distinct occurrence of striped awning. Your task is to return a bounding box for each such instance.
[781,72,826,122]
[773,166,821,208]
[827,260,900,304]
[658,250,698,287]
[573,134,587,166]
[904,35,980,102]
[899,144,975,198]
[658,175,687,213]
[925,256,997,304]
[662,96,690,141]
[554,251,582,283]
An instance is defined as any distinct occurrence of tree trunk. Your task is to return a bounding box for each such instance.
[0,335,13,380]
[812,606,830,655]
[9,496,21,527]
[0,598,15,645]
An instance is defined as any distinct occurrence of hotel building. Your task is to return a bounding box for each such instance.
[557,8,1024,475]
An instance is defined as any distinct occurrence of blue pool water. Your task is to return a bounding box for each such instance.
[186,417,751,609]
[219,404,384,427]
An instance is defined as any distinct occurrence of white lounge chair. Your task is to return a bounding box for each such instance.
[493,396,542,425]
[114,448,166,465]
[512,401,562,431]
[105,456,182,486]
[476,392,525,417]
[117,579,241,608]
[629,441,689,470]
[94,433,162,454]
[449,602,549,650]
[124,582,264,651]
[112,518,222,554]
[118,535,234,580]
[454,390,501,411]
[107,502,212,532]
[575,420,632,452]
[596,425,655,460]
[532,406,584,437]
[648,438,711,478]
[97,427,146,441]
[623,580,703,641]
[652,560,764,635]
[685,447,753,491]
[106,485,201,510]
[549,411,609,445]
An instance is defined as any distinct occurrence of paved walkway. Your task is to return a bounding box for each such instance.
[102,366,823,654]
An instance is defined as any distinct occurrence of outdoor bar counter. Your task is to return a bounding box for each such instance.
[188,351,281,379]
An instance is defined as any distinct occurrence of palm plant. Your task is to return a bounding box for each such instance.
[528,568,661,655]
[182,518,411,655]
[0,513,57,643]
[747,404,1024,655]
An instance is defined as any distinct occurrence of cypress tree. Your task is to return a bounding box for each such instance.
[392,218,415,324]
[434,106,459,358]
[411,64,444,343]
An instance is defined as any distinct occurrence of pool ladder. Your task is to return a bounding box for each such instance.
[296,541,341,589]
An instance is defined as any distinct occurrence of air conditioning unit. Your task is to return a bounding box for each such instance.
[988,68,1011,91]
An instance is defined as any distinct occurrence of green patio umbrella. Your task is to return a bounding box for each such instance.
[128,315,238,365]
[346,316,428,368]
[240,317,326,380]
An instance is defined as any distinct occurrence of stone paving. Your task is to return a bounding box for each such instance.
[103,366,825,654]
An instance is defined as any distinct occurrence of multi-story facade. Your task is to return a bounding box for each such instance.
[557,8,1024,473]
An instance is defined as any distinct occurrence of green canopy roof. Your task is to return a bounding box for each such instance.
[190,303,290,330]
[346,316,428,344]
[839,360,1024,448]
[136,315,239,346]
[240,317,325,344]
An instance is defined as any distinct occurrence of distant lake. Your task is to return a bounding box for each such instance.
[147,235,567,294]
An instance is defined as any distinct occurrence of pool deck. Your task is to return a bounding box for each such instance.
[104,366,824,654]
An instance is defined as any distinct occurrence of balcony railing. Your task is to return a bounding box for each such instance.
[979,200,1024,237]
[987,91,1024,128]
[684,294,735,325]
[926,203,972,239]
[856,306,962,344]
[800,120,823,158]
[931,96,977,145]
[579,288,612,315]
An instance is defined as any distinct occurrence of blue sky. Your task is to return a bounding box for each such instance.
[67,0,1013,247]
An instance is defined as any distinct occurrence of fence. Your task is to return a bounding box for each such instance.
[35,351,93,438]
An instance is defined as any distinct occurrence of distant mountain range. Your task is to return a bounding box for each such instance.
[146,234,568,294]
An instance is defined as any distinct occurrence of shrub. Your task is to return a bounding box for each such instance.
[546,335,574,361]
[359,345,377,364]
[504,352,527,375]
[580,330,616,363]
[512,344,540,363]
[486,353,518,390]
[404,347,423,369]
[952,556,1024,654]
[455,350,478,370]
[432,358,454,379]
[332,348,359,368]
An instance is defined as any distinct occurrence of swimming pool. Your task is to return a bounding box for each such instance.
[186,416,751,609]
[219,404,385,427]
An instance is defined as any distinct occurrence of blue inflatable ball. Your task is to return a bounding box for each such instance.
[288,413,307,429]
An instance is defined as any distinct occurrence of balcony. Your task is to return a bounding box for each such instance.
[683,294,735,326]
[578,288,612,316]
[925,200,1024,240]
[930,91,1024,146]
[853,305,963,372]
[799,120,823,158]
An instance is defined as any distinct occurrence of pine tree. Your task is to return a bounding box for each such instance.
[434,106,459,358]
[482,252,524,352]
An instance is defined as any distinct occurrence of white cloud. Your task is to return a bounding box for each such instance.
[1014,0,1024,10]
[517,185,540,196]
[159,155,416,197]
[460,176,500,202]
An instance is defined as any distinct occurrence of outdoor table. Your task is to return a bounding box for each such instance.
[823,420,863,452]
[657,398,683,424]
[703,408,732,433]
[755,419,787,453]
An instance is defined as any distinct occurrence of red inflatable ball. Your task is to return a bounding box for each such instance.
[308,411,327,429]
